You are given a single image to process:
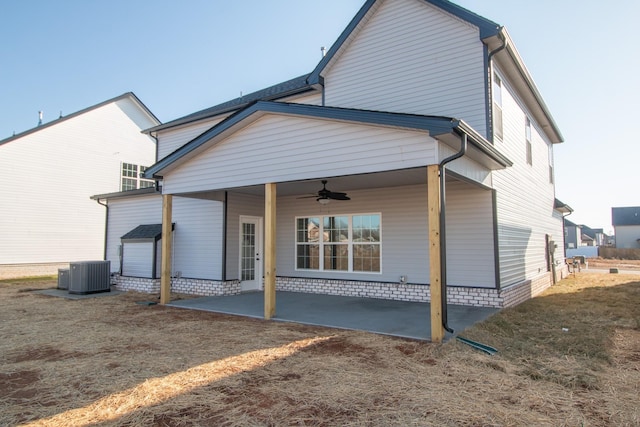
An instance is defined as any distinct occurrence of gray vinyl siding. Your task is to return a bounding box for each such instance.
[280,93,323,105]
[122,242,154,278]
[225,192,264,281]
[106,195,162,274]
[156,117,227,160]
[323,0,487,136]
[163,114,436,194]
[275,183,495,288]
[107,194,223,279]
[0,99,156,265]
[491,68,563,286]
[171,196,224,280]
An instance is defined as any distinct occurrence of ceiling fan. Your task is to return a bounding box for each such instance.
[298,180,350,204]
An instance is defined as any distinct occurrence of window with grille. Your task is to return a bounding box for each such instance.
[296,214,381,273]
[525,117,532,165]
[121,163,155,191]
[493,73,503,141]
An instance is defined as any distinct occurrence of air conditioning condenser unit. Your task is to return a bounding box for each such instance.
[69,261,111,294]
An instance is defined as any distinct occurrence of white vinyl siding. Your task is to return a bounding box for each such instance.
[276,183,495,287]
[163,114,436,194]
[323,0,487,135]
[122,242,154,278]
[156,117,227,160]
[0,98,157,265]
[614,225,640,249]
[171,197,223,280]
[106,194,223,279]
[491,68,563,286]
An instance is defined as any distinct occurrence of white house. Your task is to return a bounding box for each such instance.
[0,93,159,277]
[95,0,568,314]
[612,207,640,249]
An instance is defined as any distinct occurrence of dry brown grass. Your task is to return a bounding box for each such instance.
[1,274,638,426]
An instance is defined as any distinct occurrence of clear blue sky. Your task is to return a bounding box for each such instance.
[2,0,638,233]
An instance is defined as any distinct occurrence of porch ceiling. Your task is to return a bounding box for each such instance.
[179,166,465,200]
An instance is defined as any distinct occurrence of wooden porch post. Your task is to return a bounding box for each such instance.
[264,183,276,319]
[160,194,173,305]
[427,165,445,343]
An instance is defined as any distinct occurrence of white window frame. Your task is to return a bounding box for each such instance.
[525,117,532,165]
[295,213,382,274]
[121,162,155,191]
[492,72,503,141]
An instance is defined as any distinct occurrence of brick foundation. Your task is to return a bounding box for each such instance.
[112,274,241,296]
[113,268,563,308]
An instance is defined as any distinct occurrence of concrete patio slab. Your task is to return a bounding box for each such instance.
[168,291,499,341]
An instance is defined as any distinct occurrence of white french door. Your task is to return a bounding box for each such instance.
[239,216,263,292]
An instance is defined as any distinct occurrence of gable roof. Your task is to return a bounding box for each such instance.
[144,100,511,179]
[0,92,160,146]
[143,0,562,145]
[612,207,640,226]
[145,74,316,134]
[308,0,501,85]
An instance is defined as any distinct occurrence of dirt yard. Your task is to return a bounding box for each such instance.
[585,257,640,271]
[1,274,638,426]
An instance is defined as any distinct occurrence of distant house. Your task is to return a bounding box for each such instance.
[0,93,159,276]
[95,0,568,310]
[612,207,640,249]
[564,219,581,249]
[564,219,608,249]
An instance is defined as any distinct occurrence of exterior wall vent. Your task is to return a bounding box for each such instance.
[69,261,111,294]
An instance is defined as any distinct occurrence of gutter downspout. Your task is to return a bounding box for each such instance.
[438,132,467,334]
[95,198,109,261]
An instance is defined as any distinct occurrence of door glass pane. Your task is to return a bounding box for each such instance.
[241,223,255,281]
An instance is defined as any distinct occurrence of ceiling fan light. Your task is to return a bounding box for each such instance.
[317,197,330,205]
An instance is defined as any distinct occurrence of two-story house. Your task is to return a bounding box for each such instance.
[0,93,159,278]
[94,0,568,313]
[612,206,640,249]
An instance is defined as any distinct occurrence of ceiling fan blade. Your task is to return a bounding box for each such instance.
[328,193,350,200]
[297,195,319,199]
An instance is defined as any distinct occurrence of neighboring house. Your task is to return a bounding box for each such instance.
[564,219,581,249]
[0,93,159,275]
[612,206,640,249]
[581,226,607,247]
[94,0,568,309]
[564,219,607,249]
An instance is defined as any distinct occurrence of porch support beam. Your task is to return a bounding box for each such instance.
[264,183,277,319]
[160,194,173,305]
[427,165,445,343]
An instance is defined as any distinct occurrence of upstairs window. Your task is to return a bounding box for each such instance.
[548,145,555,184]
[525,117,532,165]
[121,163,155,191]
[492,73,503,140]
[296,213,381,273]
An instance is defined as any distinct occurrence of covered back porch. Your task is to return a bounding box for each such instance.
[144,102,511,342]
